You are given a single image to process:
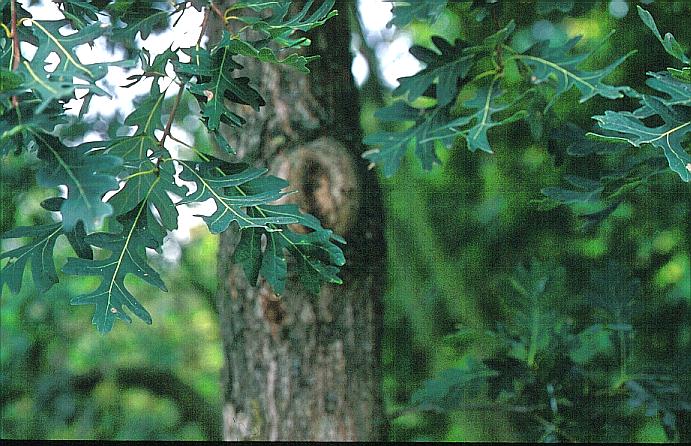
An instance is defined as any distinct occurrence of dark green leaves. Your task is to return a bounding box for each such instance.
[503,260,565,366]
[0,69,22,93]
[229,0,337,48]
[175,156,342,295]
[0,223,62,295]
[107,0,172,44]
[363,21,545,174]
[59,0,102,29]
[19,20,130,112]
[458,78,528,153]
[411,359,497,412]
[224,38,318,73]
[364,17,635,176]
[541,175,603,206]
[177,158,292,232]
[174,33,265,131]
[579,8,691,183]
[538,8,690,233]
[394,36,473,107]
[232,204,346,294]
[585,260,639,325]
[535,0,574,15]
[1,0,343,333]
[35,135,121,232]
[0,197,94,296]
[109,161,187,232]
[0,99,66,156]
[406,261,689,442]
[257,204,345,294]
[363,102,453,176]
[363,35,480,176]
[388,0,447,28]
[363,77,527,175]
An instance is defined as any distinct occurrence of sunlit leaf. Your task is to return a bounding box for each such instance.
[229,0,337,48]
[177,158,293,232]
[591,72,691,182]
[19,20,133,112]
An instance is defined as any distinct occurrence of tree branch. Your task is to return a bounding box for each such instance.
[387,402,548,420]
[10,0,21,107]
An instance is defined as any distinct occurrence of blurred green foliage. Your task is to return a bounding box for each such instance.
[371,0,690,442]
[1,0,690,441]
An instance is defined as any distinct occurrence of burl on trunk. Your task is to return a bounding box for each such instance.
[210,1,386,440]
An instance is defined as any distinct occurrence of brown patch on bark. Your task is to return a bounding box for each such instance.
[260,285,286,338]
[271,137,361,236]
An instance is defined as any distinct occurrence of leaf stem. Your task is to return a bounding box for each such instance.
[168,133,195,150]
[121,168,157,181]
[470,69,499,84]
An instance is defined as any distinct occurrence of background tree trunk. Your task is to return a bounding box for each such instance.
[210,2,386,440]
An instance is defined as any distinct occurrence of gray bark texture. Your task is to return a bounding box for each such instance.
[209,1,386,440]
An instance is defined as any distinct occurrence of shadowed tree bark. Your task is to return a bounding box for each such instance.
[209,1,386,440]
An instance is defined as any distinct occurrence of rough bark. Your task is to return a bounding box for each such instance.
[210,2,386,441]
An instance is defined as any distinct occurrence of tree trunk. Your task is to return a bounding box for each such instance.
[211,2,386,441]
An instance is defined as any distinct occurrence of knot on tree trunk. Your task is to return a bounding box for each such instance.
[271,137,361,236]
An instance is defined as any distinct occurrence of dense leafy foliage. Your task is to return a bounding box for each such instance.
[409,260,689,442]
[364,2,688,227]
[1,0,341,333]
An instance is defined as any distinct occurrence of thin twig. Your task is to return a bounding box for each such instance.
[10,0,21,107]
[209,1,233,33]
[349,2,386,108]
[197,7,210,46]
[160,84,186,148]
[10,0,20,70]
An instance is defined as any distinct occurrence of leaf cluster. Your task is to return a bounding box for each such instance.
[1,0,340,332]
[363,10,635,179]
